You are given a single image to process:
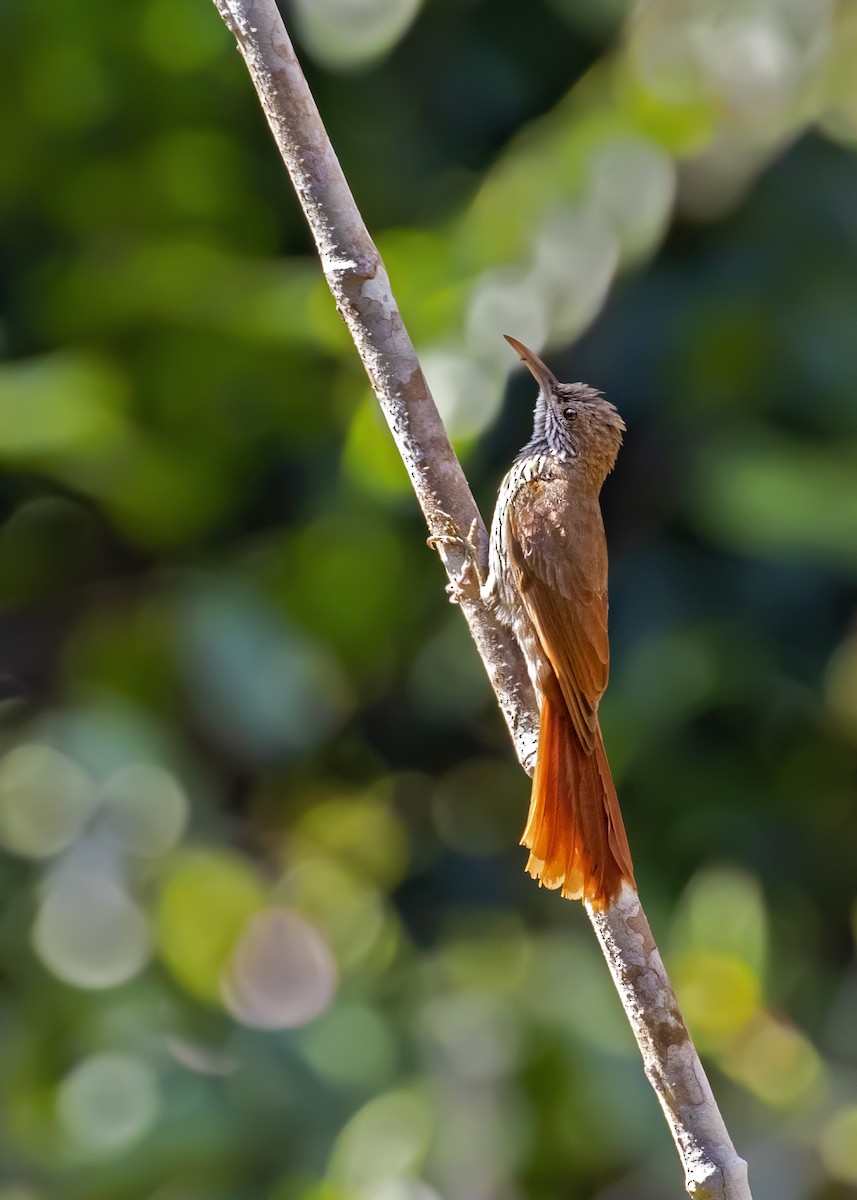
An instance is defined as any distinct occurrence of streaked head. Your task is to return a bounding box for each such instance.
[504,334,624,482]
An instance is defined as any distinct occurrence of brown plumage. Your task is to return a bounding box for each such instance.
[484,335,636,907]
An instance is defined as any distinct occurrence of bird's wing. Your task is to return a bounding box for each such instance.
[505,474,609,752]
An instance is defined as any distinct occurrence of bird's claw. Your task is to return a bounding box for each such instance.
[426,519,483,559]
[426,533,459,551]
[427,520,485,603]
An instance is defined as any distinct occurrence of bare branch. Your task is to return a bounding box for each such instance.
[209,3,751,1196]
[589,888,751,1197]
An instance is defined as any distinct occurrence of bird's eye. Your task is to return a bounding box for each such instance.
[563,407,577,421]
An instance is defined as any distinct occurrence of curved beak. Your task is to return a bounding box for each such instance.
[503,334,557,393]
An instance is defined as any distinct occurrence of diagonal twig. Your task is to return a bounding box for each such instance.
[209,3,752,1196]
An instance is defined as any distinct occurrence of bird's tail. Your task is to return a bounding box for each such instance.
[521,677,636,907]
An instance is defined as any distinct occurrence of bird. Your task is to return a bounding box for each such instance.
[483,335,636,908]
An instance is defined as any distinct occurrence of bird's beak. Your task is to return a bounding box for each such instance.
[504,334,557,394]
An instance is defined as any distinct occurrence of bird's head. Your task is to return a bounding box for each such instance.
[504,334,625,485]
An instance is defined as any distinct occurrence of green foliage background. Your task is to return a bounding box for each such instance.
[1,0,857,1197]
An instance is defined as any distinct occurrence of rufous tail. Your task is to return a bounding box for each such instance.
[521,677,636,907]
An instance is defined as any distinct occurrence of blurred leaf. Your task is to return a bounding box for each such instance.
[280,858,397,978]
[721,1013,824,1109]
[327,1088,431,1194]
[670,867,768,978]
[0,355,129,460]
[294,791,409,890]
[821,1104,857,1186]
[295,1003,397,1090]
[438,914,530,996]
[0,744,97,860]
[157,848,266,1004]
[685,433,857,571]
[673,950,760,1049]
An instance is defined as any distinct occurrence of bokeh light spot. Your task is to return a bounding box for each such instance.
[157,848,266,1003]
[297,1004,396,1088]
[723,1014,824,1108]
[0,744,97,859]
[825,632,857,743]
[99,764,189,857]
[673,950,759,1049]
[418,349,500,443]
[820,1104,857,1185]
[687,436,857,569]
[409,614,490,723]
[532,205,619,341]
[0,354,127,459]
[693,14,799,116]
[420,992,520,1081]
[328,1089,432,1195]
[56,1052,158,1154]
[221,908,338,1030]
[165,1036,237,1077]
[372,1184,443,1200]
[281,859,393,975]
[432,759,525,858]
[464,267,549,360]
[34,873,149,989]
[295,794,408,890]
[587,136,675,258]
[291,0,422,71]
[671,867,768,977]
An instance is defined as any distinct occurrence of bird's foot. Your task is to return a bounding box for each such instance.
[427,519,485,604]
